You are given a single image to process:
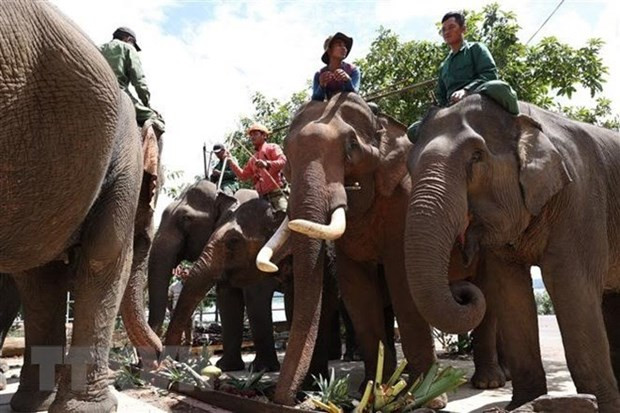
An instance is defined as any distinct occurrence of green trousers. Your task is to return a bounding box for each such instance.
[407,80,518,142]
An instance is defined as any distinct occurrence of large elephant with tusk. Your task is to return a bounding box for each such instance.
[258,92,440,406]
[258,93,509,405]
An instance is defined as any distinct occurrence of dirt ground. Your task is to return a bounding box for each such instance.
[1,316,573,412]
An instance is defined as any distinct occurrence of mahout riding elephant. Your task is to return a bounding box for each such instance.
[147,180,288,372]
[0,274,20,390]
[164,197,341,384]
[405,93,620,412]
[0,1,159,411]
[257,92,506,405]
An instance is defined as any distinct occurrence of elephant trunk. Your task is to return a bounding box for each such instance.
[164,240,220,346]
[147,232,183,335]
[405,159,485,334]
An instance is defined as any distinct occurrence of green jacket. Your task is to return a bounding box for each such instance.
[210,159,239,192]
[435,41,498,107]
[99,39,150,107]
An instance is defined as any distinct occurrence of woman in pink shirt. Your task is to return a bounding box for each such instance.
[225,123,288,211]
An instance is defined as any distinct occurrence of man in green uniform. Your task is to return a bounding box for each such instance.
[100,27,165,134]
[209,143,239,196]
[407,11,518,141]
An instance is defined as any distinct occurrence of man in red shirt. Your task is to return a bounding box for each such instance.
[224,123,288,211]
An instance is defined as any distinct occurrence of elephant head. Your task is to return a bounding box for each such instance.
[261,92,411,405]
[405,94,572,334]
[164,198,288,346]
[147,180,240,335]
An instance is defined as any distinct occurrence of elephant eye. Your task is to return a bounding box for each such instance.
[471,150,484,163]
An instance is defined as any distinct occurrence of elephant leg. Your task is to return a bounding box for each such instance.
[215,283,246,372]
[337,252,394,386]
[544,263,620,413]
[50,189,138,413]
[0,273,21,350]
[603,292,620,385]
[470,267,506,389]
[340,300,361,361]
[327,304,342,361]
[486,253,546,410]
[10,263,69,412]
[244,278,279,373]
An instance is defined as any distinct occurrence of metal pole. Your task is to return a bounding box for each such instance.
[216,157,228,191]
[204,144,214,180]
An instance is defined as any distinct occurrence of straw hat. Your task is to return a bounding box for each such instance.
[247,123,270,136]
[321,32,353,64]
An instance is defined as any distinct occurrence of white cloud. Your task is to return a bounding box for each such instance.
[47,0,620,222]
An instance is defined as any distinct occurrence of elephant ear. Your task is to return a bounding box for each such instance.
[517,115,573,216]
[214,191,238,228]
[374,114,413,197]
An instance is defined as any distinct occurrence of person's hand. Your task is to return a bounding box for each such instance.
[333,69,351,82]
[222,150,231,159]
[319,71,334,87]
[449,89,468,104]
[255,159,270,169]
[212,169,221,176]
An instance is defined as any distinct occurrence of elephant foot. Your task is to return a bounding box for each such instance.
[216,356,245,372]
[471,363,507,389]
[250,357,280,373]
[47,388,118,413]
[10,388,56,412]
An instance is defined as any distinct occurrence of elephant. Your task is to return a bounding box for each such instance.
[0,273,20,390]
[257,92,507,405]
[0,1,159,411]
[147,180,286,372]
[164,197,341,384]
[404,93,620,412]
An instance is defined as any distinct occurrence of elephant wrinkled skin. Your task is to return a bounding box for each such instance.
[148,181,284,372]
[0,1,156,411]
[164,198,341,383]
[405,94,620,412]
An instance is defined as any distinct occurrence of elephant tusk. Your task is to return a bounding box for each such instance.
[256,216,290,273]
[288,207,346,240]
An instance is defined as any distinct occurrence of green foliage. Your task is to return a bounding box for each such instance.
[110,346,146,390]
[223,90,308,188]
[558,98,620,131]
[157,346,214,390]
[161,167,202,199]
[536,290,555,315]
[432,330,473,355]
[217,367,274,396]
[354,342,466,413]
[307,368,353,410]
[354,3,615,126]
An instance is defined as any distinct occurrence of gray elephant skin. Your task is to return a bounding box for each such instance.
[264,92,508,404]
[0,274,20,390]
[163,197,341,384]
[148,181,285,372]
[405,94,620,412]
[0,1,158,412]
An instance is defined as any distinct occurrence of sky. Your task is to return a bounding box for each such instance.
[49,0,620,222]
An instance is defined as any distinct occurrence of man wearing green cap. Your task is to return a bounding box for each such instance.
[100,27,165,134]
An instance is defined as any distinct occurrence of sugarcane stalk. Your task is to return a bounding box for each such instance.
[386,359,408,387]
[353,380,374,413]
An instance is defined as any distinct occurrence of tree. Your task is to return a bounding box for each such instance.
[223,90,308,188]
[227,3,617,148]
[356,3,617,129]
